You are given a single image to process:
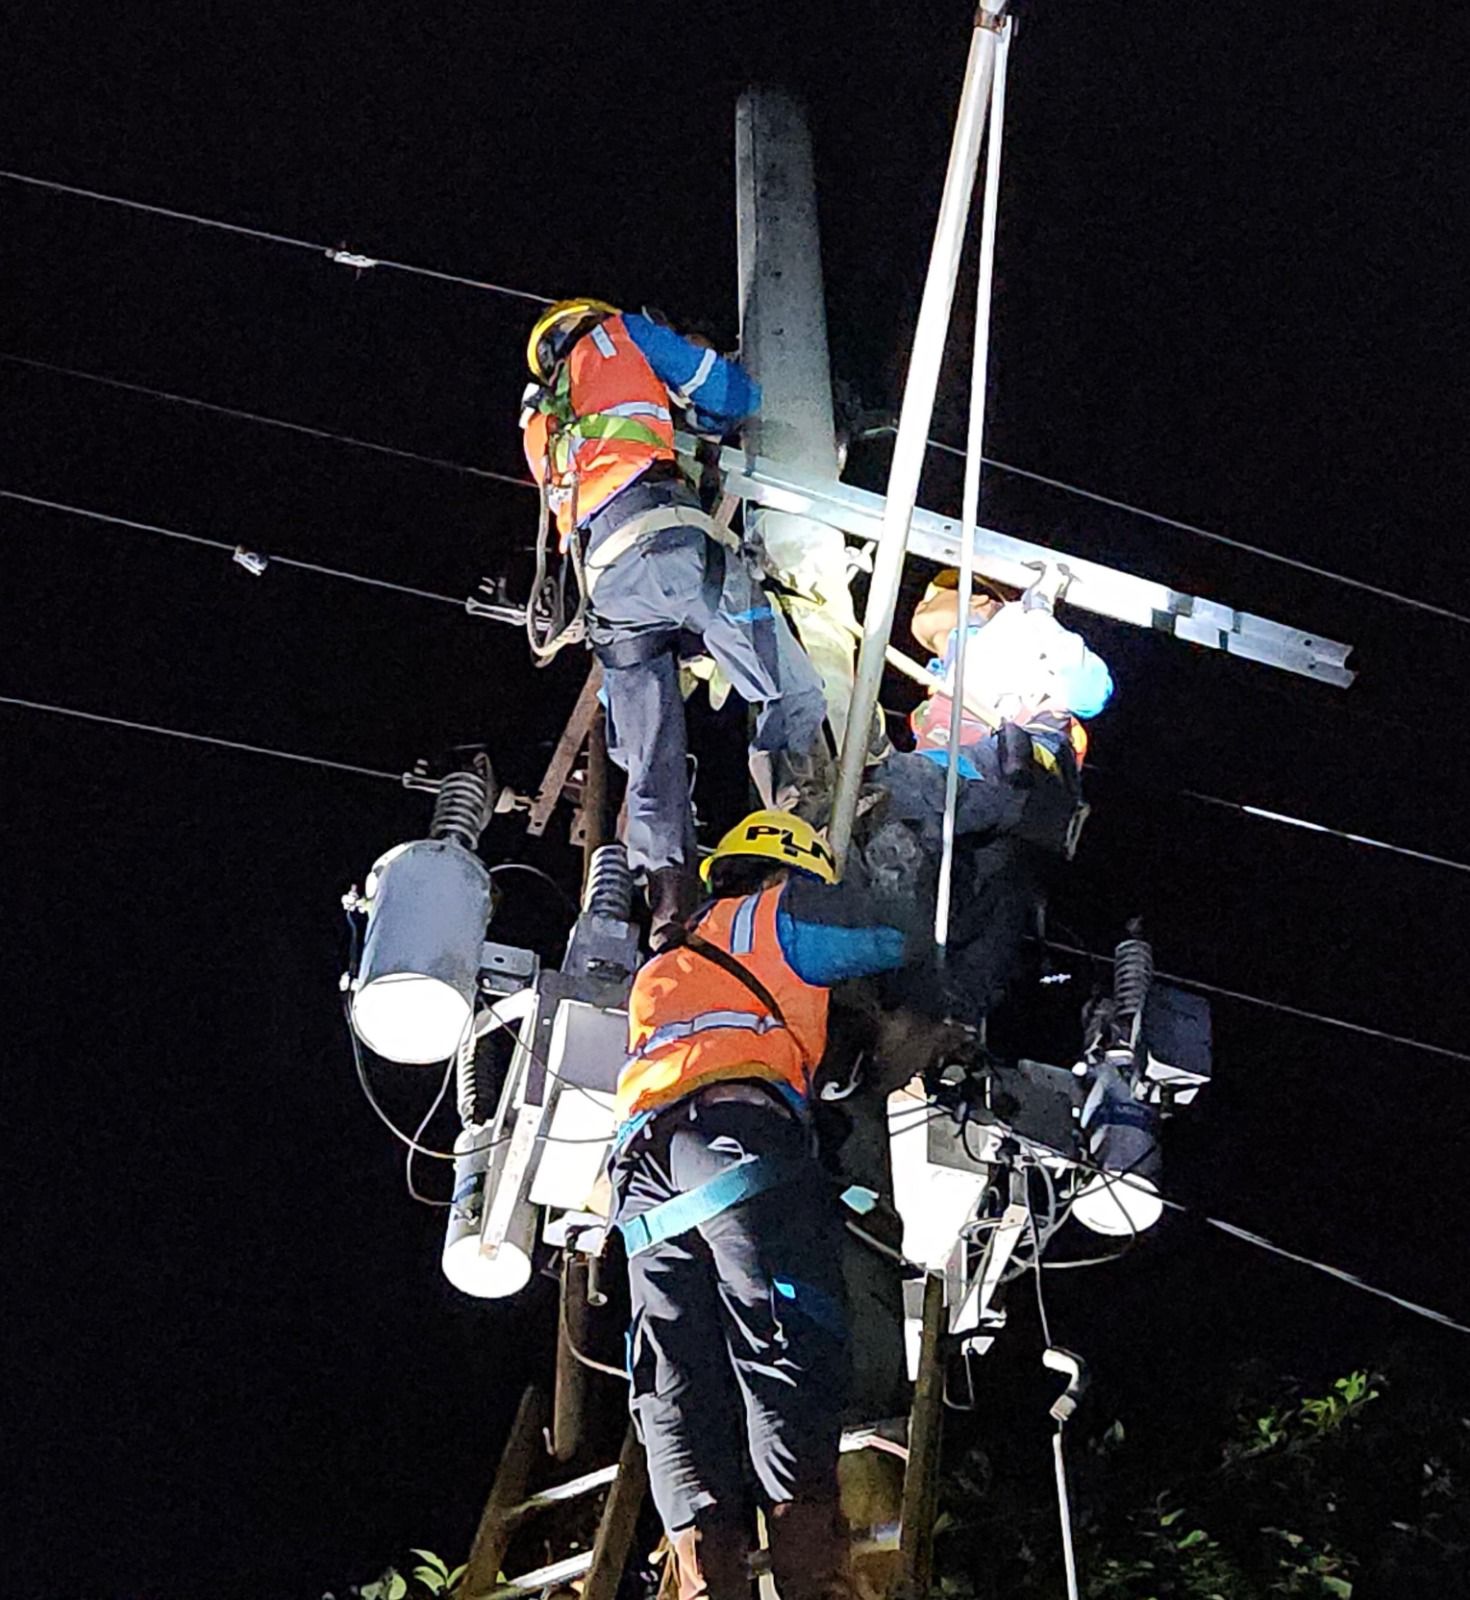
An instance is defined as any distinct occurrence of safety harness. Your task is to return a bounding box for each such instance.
[617,924,812,1259]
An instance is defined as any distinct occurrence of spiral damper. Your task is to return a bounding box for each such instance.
[352,839,494,1064]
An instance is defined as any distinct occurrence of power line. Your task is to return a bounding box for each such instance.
[8,165,1462,631]
[1043,939,1470,1066]
[1086,764,1470,880]
[0,353,536,490]
[909,429,1470,629]
[1171,786,1470,878]
[0,694,403,783]
[0,168,553,305]
[1060,1152,1470,1338]
[10,482,1465,885]
[1,489,466,607]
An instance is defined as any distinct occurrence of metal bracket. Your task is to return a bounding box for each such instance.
[466,575,529,627]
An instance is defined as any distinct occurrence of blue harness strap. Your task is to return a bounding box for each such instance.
[619,1157,802,1258]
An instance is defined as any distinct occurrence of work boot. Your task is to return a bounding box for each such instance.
[647,865,697,951]
[667,1516,753,1600]
[767,1499,856,1600]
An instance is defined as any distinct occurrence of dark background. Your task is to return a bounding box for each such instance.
[3,4,1467,1596]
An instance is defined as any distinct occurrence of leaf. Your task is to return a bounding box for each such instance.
[1159,1508,1184,1527]
[412,1552,449,1578]
[413,1567,447,1593]
[388,1577,408,1600]
[448,1566,467,1590]
[1176,1529,1209,1549]
[1321,1579,1352,1598]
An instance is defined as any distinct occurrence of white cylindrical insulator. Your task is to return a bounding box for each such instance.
[351,838,493,1065]
[441,1130,536,1298]
[1072,1060,1164,1237]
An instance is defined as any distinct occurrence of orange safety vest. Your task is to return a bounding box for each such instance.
[616,887,829,1122]
[910,694,1089,771]
[522,314,678,541]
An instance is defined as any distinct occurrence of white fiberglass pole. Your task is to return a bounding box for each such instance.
[935,16,1011,947]
[828,9,1006,869]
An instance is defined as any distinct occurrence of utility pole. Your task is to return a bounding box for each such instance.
[736,87,859,740]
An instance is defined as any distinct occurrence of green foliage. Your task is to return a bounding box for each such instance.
[353,1551,467,1600]
[930,1364,1470,1599]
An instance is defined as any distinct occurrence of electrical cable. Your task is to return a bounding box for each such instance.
[903,428,1470,630]
[1041,939,1470,1065]
[405,1056,458,1207]
[1063,1148,1470,1338]
[0,353,537,490]
[2,692,403,783]
[487,861,580,915]
[1,489,466,606]
[0,169,553,305]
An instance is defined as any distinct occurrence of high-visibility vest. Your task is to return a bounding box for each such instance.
[522,314,678,540]
[616,887,829,1122]
[910,695,1089,771]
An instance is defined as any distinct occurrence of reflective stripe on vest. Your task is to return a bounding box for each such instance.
[616,886,829,1121]
[629,1007,783,1064]
[524,315,677,537]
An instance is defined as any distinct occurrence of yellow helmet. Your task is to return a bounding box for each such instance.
[700,809,838,887]
[526,298,620,382]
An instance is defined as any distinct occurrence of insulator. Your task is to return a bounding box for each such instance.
[1112,936,1154,1028]
[431,767,492,850]
[583,842,634,920]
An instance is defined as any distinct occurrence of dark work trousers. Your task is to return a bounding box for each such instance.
[586,487,826,877]
[870,737,1074,1021]
[611,1092,851,1600]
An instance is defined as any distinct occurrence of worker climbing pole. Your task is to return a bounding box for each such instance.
[332,2,1373,1596]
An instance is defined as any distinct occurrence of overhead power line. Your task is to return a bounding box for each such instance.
[1043,939,1470,1065]
[0,490,465,607]
[11,339,1461,636]
[0,353,535,490]
[0,694,402,783]
[1086,765,1470,879]
[909,429,1470,630]
[0,168,553,305]
[1059,1153,1470,1338]
[9,485,1463,885]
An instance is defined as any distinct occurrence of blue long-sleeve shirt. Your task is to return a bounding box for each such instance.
[772,873,913,985]
[622,312,762,435]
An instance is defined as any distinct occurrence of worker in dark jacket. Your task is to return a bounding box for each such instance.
[521,300,827,943]
[611,809,920,1600]
[866,565,1113,1019]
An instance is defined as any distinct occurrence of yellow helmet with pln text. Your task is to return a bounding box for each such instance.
[526,298,620,383]
[700,809,837,887]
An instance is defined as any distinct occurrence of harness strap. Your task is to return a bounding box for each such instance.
[583,504,738,598]
[665,926,791,1034]
[619,1156,804,1257]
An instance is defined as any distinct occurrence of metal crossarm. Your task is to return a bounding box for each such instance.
[680,437,1355,686]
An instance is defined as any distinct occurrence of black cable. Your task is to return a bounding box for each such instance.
[2,692,403,783]
[0,169,553,304]
[1,489,466,607]
[405,1057,457,1208]
[487,861,580,914]
[1040,940,1470,1066]
[0,353,537,490]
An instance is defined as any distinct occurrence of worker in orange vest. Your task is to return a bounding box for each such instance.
[520,300,828,945]
[611,810,921,1600]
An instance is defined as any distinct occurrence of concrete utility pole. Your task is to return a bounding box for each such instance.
[736,87,859,740]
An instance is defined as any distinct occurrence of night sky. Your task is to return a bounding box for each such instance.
[4,4,1468,1597]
